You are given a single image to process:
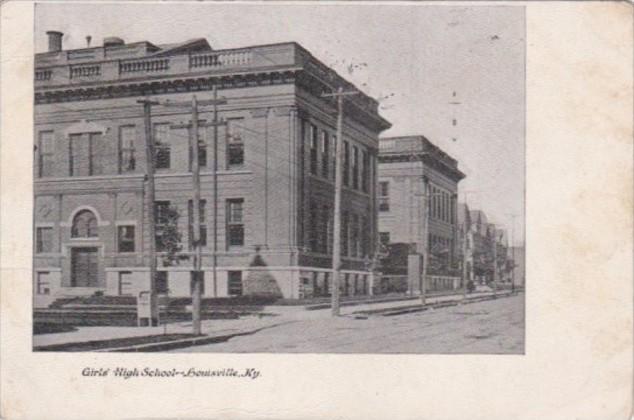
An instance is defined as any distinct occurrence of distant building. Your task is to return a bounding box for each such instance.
[509,245,525,287]
[33,32,391,306]
[494,227,510,283]
[377,135,465,293]
[457,202,474,284]
[469,210,492,284]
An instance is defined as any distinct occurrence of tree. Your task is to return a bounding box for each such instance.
[157,205,184,267]
[379,242,413,275]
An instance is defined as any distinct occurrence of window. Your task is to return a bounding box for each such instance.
[361,216,370,257]
[89,133,105,175]
[118,271,133,296]
[321,131,329,178]
[36,272,50,295]
[155,271,168,294]
[309,124,318,175]
[343,141,350,186]
[324,205,333,255]
[226,199,244,248]
[331,134,337,180]
[119,126,136,173]
[189,126,207,169]
[69,133,104,176]
[69,134,88,176]
[321,205,330,254]
[298,120,306,246]
[154,123,170,169]
[352,145,359,190]
[379,232,391,246]
[309,203,319,253]
[117,225,135,253]
[227,119,244,169]
[36,227,54,253]
[438,191,443,221]
[228,271,243,296]
[71,210,98,238]
[350,213,359,257]
[154,201,171,251]
[361,149,369,193]
[379,181,390,211]
[38,131,54,177]
[188,199,207,249]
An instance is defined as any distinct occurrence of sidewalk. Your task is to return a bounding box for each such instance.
[33,290,513,351]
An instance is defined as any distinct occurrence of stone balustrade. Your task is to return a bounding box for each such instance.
[35,69,52,81]
[119,58,170,74]
[70,64,101,78]
[189,50,252,69]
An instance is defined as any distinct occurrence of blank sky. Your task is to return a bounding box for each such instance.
[36,3,525,245]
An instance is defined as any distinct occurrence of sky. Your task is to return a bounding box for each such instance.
[36,3,525,245]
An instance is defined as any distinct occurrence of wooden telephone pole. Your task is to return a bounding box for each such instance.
[420,178,430,306]
[507,213,517,293]
[492,230,498,298]
[165,87,226,335]
[138,98,160,326]
[322,87,358,317]
[461,200,470,302]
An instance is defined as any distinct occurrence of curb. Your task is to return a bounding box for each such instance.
[355,292,517,317]
[304,291,498,311]
[99,322,295,352]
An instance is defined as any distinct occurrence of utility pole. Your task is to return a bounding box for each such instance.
[138,98,160,327]
[459,191,477,302]
[508,213,517,293]
[492,230,498,298]
[322,87,358,317]
[420,178,430,305]
[210,86,227,301]
[165,87,226,335]
[461,201,470,302]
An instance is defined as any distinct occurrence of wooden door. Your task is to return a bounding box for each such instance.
[71,247,99,287]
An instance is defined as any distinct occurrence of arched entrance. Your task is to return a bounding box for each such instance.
[70,210,99,287]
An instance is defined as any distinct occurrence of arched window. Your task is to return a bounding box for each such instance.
[71,210,98,238]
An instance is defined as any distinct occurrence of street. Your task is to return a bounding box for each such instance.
[173,293,524,354]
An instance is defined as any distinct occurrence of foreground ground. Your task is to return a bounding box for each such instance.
[173,293,524,354]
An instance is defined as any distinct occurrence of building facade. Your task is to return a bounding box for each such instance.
[457,202,474,285]
[33,33,391,306]
[377,135,465,293]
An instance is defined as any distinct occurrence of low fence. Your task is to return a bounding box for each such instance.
[427,275,461,292]
[379,275,461,294]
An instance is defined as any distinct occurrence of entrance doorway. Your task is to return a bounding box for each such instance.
[71,247,99,287]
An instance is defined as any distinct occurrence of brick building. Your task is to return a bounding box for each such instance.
[33,32,391,306]
[377,135,465,293]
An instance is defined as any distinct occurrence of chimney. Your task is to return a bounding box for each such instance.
[103,37,124,48]
[46,31,63,52]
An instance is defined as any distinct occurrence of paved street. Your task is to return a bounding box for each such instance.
[173,293,524,354]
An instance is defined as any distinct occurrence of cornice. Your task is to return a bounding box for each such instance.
[35,68,390,138]
[378,153,466,182]
[34,70,299,105]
